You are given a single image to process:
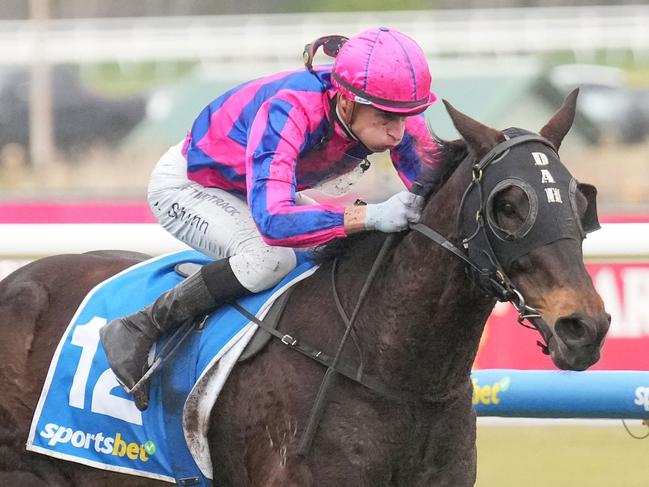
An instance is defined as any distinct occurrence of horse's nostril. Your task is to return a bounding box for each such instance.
[555,316,589,344]
[606,313,612,324]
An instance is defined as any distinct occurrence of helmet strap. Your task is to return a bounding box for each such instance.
[334,95,373,153]
[335,94,359,141]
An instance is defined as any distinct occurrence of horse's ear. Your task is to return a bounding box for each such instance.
[539,88,579,150]
[442,99,504,160]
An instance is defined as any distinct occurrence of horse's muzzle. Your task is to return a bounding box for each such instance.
[549,312,611,371]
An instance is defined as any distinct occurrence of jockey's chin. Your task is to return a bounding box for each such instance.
[360,131,403,153]
[366,142,399,153]
[349,103,405,153]
[358,137,400,154]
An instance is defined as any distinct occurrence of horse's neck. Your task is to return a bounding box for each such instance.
[357,173,495,396]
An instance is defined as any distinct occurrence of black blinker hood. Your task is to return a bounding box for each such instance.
[462,128,595,273]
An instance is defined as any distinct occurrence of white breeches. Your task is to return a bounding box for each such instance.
[147,142,297,293]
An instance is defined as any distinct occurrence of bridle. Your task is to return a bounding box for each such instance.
[412,133,564,353]
[409,220,550,350]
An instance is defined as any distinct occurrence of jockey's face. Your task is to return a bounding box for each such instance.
[338,95,407,152]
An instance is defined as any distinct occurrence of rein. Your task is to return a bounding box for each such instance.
[231,233,463,460]
[232,300,425,404]
[409,222,551,354]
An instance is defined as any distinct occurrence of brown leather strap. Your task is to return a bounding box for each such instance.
[231,299,449,405]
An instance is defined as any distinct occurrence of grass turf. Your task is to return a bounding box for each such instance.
[476,423,649,487]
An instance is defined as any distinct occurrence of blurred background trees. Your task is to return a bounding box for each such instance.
[1,0,647,18]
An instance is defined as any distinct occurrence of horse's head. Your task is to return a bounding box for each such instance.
[431,90,609,371]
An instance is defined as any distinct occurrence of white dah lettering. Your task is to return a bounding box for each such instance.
[593,267,649,338]
[544,187,562,203]
[532,152,549,166]
[540,169,555,184]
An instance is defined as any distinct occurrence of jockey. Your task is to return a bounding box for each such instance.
[100,27,438,409]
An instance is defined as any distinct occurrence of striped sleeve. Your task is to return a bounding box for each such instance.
[390,114,439,188]
[246,97,347,248]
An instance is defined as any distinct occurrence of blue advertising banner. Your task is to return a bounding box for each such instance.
[472,369,649,419]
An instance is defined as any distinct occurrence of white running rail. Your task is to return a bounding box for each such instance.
[0,222,646,260]
[1,5,648,64]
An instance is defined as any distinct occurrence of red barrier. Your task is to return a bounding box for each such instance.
[0,201,155,223]
[0,201,646,225]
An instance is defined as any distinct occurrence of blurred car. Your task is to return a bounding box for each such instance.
[0,65,147,162]
[128,58,602,150]
[548,64,649,144]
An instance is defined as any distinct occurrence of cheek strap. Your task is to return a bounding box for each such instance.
[335,99,359,142]
[333,97,373,154]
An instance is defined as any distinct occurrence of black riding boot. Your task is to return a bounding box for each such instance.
[99,258,249,410]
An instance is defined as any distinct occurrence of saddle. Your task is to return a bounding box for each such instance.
[28,249,316,486]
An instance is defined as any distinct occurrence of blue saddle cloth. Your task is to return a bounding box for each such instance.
[27,250,316,484]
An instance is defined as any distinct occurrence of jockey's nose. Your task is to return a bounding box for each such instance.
[388,118,406,143]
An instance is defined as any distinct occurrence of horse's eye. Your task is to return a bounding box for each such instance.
[496,201,517,218]
[486,183,535,240]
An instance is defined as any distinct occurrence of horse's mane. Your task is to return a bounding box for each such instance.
[313,231,390,265]
[417,137,468,198]
[314,137,468,263]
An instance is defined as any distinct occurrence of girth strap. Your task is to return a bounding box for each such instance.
[231,302,434,405]
[237,289,294,363]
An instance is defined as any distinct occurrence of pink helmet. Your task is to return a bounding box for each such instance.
[331,27,436,115]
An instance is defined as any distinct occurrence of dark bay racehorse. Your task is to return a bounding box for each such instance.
[0,92,609,486]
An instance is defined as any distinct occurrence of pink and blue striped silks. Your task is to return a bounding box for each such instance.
[182,66,438,247]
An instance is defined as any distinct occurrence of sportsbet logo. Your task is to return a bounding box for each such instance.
[40,423,154,462]
[472,376,510,406]
[634,386,649,412]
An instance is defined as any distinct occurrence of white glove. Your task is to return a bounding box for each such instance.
[365,191,424,233]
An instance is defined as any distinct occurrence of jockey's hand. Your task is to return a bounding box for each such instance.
[365,190,424,233]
